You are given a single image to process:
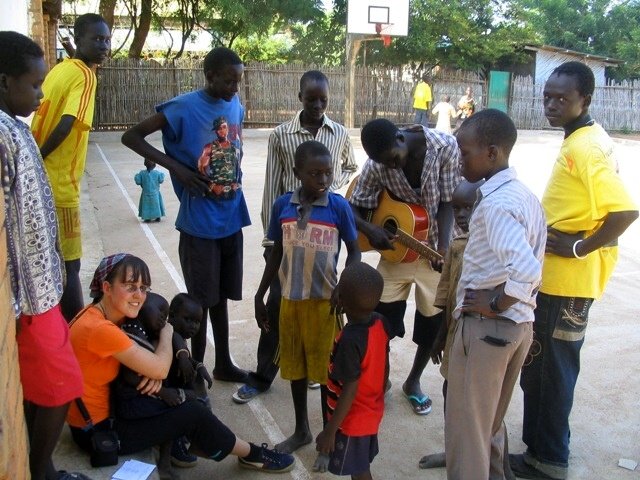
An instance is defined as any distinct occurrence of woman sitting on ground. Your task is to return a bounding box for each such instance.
[66,253,294,474]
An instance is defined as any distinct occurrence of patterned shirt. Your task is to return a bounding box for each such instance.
[268,188,358,300]
[261,112,357,242]
[0,110,64,317]
[349,125,461,248]
[454,167,547,324]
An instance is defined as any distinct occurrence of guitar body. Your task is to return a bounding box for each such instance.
[346,177,430,264]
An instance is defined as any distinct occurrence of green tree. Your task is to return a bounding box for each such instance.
[358,0,535,73]
[197,0,323,51]
[514,0,640,80]
[287,0,348,65]
[515,0,610,53]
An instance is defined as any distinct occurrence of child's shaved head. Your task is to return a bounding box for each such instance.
[338,262,384,316]
[453,179,484,204]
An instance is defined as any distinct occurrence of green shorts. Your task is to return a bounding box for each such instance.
[278,298,340,384]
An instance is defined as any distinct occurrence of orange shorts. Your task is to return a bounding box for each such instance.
[17,305,84,406]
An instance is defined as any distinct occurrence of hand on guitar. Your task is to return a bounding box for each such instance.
[363,223,398,251]
[430,248,446,272]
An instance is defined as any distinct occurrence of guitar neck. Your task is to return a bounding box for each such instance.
[395,229,442,262]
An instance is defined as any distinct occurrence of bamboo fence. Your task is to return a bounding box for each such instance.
[94,59,639,132]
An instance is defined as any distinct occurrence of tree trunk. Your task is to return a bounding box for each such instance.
[99,0,117,30]
[128,0,152,58]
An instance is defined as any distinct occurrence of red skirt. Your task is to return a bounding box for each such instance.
[17,304,84,406]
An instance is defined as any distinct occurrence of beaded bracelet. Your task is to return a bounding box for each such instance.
[572,240,587,259]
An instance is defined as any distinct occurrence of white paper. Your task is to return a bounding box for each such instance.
[618,458,638,471]
[111,459,156,480]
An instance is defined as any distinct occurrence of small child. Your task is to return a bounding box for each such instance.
[445,109,546,479]
[134,158,165,222]
[114,293,200,472]
[166,293,212,397]
[431,95,458,134]
[314,262,390,480]
[255,140,361,453]
[418,179,483,470]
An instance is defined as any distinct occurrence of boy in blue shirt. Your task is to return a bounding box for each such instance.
[255,140,360,453]
[122,47,249,386]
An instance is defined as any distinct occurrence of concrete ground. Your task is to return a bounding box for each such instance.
[54,128,640,480]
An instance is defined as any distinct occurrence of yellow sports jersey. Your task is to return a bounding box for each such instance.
[413,81,432,109]
[541,123,636,299]
[31,59,97,207]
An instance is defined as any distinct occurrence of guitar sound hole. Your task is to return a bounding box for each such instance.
[383,220,398,234]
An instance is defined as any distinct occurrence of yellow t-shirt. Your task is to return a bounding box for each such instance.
[413,81,432,109]
[541,123,636,299]
[31,59,97,207]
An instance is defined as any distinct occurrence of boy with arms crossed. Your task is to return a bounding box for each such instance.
[256,140,360,453]
[31,13,111,322]
[0,32,85,480]
[122,47,249,385]
[445,109,546,480]
[510,62,638,480]
[315,262,390,480]
[235,69,356,403]
[419,179,482,469]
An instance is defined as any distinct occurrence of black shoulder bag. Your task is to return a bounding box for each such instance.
[75,398,120,467]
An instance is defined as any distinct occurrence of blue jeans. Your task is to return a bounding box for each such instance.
[414,108,429,127]
[520,292,593,471]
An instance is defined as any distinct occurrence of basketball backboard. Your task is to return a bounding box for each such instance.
[347,0,409,36]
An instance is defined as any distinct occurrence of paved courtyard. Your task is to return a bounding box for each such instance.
[55,128,640,479]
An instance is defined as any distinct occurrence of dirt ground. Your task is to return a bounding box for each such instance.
[55,128,640,480]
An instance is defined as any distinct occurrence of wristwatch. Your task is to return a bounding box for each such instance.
[489,295,504,314]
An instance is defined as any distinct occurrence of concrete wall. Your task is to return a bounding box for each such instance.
[0,0,29,33]
[0,194,31,480]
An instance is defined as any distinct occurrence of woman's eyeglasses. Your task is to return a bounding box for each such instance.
[121,283,152,294]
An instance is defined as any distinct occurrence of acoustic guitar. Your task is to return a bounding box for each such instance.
[346,176,443,264]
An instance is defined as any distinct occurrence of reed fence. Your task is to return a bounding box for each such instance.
[94,59,639,132]
[511,75,640,131]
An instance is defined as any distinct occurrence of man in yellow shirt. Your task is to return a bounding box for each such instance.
[510,62,638,480]
[32,13,111,321]
[413,74,432,127]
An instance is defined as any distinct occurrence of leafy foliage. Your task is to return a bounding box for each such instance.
[65,0,640,78]
[514,0,640,80]
[198,0,323,49]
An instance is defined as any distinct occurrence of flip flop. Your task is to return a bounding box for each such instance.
[404,393,432,415]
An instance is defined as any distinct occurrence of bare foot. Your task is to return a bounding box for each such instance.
[212,365,248,382]
[158,467,181,480]
[419,452,446,469]
[157,444,182,480]
[275,431,313,453]
[312,453,330,472]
